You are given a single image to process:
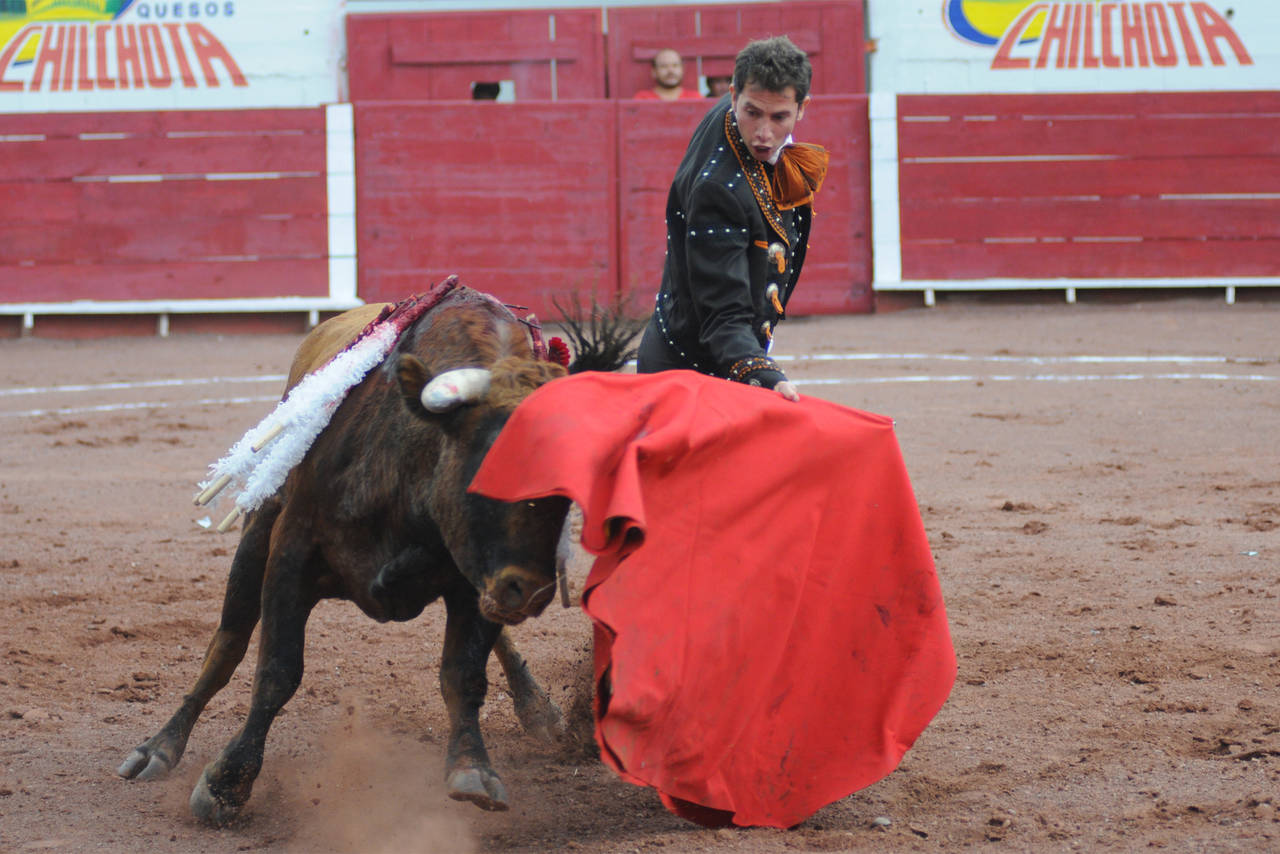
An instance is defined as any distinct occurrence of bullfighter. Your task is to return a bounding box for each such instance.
[636,35,828,402]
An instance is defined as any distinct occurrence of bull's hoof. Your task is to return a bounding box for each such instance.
[117,746,175,782]
[446,767,509,811]
[189,770,243,827]
[514,692,567,745]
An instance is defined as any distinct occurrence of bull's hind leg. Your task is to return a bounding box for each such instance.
[441,586,508,810]
[117,500,280,782]
[493,631,566,744]
[188,528,318,825]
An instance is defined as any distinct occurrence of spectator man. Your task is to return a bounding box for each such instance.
[705,74,732,98]
[634,48,704,101]
[636,36,828,402]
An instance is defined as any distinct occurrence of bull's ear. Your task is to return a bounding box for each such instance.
[396,354,432,416]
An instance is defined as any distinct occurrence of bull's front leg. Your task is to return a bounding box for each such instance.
[440,586,507,810]
[117,501,279,783]
[370,547,566,742]
[188,535,316,825]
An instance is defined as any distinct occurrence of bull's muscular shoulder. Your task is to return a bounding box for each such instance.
[286,303,392,390]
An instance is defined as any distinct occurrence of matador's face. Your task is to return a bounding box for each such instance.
[731,83,809,163]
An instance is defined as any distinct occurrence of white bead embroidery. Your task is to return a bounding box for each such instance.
[655,295,699,369]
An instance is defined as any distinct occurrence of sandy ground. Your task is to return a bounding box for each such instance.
[1,293,1277,853]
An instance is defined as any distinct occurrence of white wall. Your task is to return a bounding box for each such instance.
[869,1,1279,94]
[0,0,346,112]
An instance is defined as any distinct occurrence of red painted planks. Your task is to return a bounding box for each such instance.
[787,96,873,314]
[899,114,1280,159]
[2,177,328,226]
[615,100,708,298]
[360,269,614,315]
[607,1,864,100]
[0,134,324,180]
[901,197,1280,242]
[899,91,1280,121]
[0,108,326,178]
[0,107,331,306]
[897,91,1280,282]
[353,101,616,313]
[902,239,1280,280]
[0,217,327,265]
[390,39,584,65]
[898,156,1280,200]
[0,108,326,138]
[356,97,871,316]
[0,258,330,303]
[346,10,604,102]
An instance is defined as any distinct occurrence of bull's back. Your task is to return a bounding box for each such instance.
[285,303,392,391]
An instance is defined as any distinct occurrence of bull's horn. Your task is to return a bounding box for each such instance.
[421,368,491,413]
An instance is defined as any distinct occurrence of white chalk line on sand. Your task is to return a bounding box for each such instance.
[1,354,1270,400]
[795,372,1278,387]
[1,395,281,419]
[0,375,287,398]
[774,353,1273,366]
[1,355,1275,419]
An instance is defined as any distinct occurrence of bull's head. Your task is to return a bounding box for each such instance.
[395,356,569,625]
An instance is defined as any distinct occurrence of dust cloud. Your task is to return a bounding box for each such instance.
[279,696,478,854]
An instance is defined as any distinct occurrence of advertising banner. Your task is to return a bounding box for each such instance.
[870,1,1277,92]
[0,0,345,111]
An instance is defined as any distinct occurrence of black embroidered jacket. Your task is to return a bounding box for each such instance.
[649,95,813,389]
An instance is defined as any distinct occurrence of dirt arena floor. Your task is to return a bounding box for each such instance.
[1,293,1277,853]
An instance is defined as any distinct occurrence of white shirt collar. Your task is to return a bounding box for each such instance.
[767,134,795,166]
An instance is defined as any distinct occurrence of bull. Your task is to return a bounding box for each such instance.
[117,283,604,824]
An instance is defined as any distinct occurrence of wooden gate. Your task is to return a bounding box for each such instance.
[346,2,872,317]
[606,1,865,99]
[346,9,606,102]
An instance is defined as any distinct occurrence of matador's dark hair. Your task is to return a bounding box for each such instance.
[732,36,812,103]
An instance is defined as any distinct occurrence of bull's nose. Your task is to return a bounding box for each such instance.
[494,575,530,611]
[486,566,553,615]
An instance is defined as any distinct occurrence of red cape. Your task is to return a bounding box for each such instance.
[470,371,956,828]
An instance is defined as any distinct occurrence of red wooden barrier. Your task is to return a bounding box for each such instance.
[355,98,870,318]
[3,2,874,335]
[788,95,873,314]
[0,108,329,304]
[897,91,1280,280]
[353,101,618,314]
[615,100,705,300]
[617,96,872,314]
[346,2,872,318]
[606,1,865,99]
[346,9,605,101]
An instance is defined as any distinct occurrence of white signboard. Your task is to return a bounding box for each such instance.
[0,0,346,111]
[869,0,1278,92]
